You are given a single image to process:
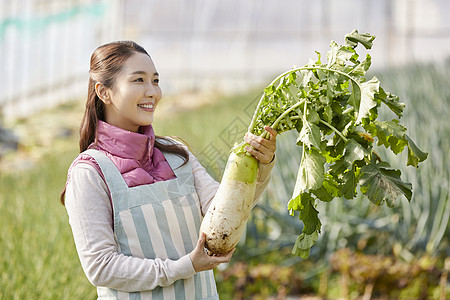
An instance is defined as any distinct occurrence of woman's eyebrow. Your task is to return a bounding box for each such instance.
[130,71,159,76]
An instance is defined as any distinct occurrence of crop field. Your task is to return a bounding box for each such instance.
[0,61,449,299]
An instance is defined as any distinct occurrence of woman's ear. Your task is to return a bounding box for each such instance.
[95,82,111,104]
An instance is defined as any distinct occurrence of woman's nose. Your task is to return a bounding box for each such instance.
[145,84,157,98]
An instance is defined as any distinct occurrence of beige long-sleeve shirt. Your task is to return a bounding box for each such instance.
[65,151,274,292]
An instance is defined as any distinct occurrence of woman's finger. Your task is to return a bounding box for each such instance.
[264,126,278,141]
[244,133,274,151]
[195,233,206,252]
[245,145,273,164]
[212,248,235,263]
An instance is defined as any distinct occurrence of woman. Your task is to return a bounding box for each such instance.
[62,41,277,299]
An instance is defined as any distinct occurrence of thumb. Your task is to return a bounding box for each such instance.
[197,232,206,248]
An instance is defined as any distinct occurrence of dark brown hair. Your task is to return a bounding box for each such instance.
[60,41,189,205]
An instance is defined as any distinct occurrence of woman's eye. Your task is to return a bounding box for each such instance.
[153,78,160,84]
[134,78,144,82]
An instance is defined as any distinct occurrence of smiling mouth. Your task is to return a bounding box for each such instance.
[138,104,154,109]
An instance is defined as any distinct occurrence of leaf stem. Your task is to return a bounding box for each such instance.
[272,99,307,131]
[293,66,361,90]
[261,99,307,139]
[282,116,348,143]
[319,120,349,143]
[248,93,266,133]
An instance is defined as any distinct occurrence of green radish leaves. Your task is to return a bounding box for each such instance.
[298,122,321,149]
[296,149,326,192]
[243,30,427,258]
[345,29,375,49]
[292,231,319,259]
[356,77,380,124]
[359,159,413,207]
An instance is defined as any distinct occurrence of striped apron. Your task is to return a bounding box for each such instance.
[83,149,218,300]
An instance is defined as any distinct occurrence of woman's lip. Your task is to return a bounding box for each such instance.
[137,103,155,111]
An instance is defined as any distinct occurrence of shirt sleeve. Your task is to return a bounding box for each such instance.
[65,163,196,292]
[190,152,276,215]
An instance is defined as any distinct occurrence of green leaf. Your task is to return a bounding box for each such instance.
[326,41,338,68]
[326,41,355,68]
[294,149,326,192]
[326,136,347,162]
[312,185,334,202]
[293,247,310,259]
[316,68,328,81]
[356,77,380,124]
[325,71,339,102]
[290,193,321,235]
[298,122,322,149]
[376,87,404,118]
[340,169,358,199]
[314,51,322,64]
[288,193,302,214]
[366,120,408,154]
[329,157,349,176]
[323,105,333,123]
[264,85,276,96]
[329,140,366,177]
[345,29,375,49]
[306,109,320,124]
[287,71,297,85]
[344,139,368,165]
[288,193,321,236]
[300,59,315,88]
[405,134,428,167]
[350,54,372,76]
[291,231,319,259]
[360,161,412,207]
[348,80,361,115]
[312,175,340,202]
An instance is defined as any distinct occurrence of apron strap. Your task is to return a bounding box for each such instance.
[156,137,193,178]
[82,149,129,192]
[164,152,193,179]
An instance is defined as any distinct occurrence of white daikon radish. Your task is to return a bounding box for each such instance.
[200,151,258,254]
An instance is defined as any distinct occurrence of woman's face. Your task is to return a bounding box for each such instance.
[103,52,162,132]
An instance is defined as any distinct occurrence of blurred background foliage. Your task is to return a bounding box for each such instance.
[1,0,450,299]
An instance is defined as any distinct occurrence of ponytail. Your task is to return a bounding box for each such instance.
[79,78,104,152]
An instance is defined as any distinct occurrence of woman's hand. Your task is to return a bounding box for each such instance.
[244,126,277,164]
[189,233,235,272]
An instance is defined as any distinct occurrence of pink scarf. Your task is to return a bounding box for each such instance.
[69,120,176,188]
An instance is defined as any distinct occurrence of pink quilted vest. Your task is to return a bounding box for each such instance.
[68,120,176,188]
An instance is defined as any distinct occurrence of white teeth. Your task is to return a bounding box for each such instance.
[138,104,154,109]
